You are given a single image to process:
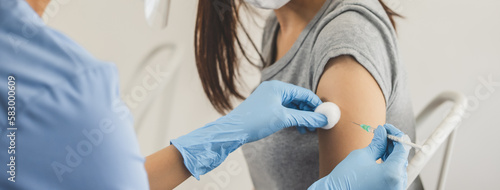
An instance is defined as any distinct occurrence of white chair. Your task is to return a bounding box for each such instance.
[407,91,468,190]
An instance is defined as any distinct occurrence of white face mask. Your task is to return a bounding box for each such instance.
[244,0,291,9]
[145,0,171,29]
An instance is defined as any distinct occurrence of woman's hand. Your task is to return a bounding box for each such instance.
[171,80,328,179]
[308,124,410,190]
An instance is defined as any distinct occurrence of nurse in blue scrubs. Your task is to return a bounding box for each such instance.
[0,0,410,189]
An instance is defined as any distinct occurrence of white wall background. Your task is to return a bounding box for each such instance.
[394,0,500,189]
[45,0,499,189]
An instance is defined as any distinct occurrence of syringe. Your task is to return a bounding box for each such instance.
[352,122,423,150]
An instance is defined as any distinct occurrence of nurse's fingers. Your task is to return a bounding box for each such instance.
[268,80,323,109]
[366,125,388,161]
[283,108,328,129]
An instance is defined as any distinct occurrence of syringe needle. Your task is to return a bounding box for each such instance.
[352,122,361,126]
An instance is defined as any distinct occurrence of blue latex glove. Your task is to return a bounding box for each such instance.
[171,81,328,179]
[308,124,410,190]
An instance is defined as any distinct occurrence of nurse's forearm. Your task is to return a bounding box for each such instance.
[145,145,191,190]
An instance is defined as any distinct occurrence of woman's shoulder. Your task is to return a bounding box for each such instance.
[316,0,397,41]
[309,0,404,102]
[311,0,399,64]
[327,0,393,20]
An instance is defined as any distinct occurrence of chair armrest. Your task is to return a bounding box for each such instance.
[407,91,468,188]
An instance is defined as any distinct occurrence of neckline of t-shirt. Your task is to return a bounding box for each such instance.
[261,0,333,81]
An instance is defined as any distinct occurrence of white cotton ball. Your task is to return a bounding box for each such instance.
[314,102,341,130]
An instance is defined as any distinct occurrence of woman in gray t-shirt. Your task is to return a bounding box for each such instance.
[193,0,423,189]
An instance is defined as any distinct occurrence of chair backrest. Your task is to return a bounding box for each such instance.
[407,91,468,189]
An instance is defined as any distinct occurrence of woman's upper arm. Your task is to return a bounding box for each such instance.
[316,55,386,177]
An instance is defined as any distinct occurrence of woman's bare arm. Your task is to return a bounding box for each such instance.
[145,145,191,190]
[316,55,386,177]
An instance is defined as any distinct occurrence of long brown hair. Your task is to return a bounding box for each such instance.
[195,0,401,114]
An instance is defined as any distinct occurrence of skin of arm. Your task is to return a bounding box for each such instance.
[316,55,386,177]
[145,145,191,190]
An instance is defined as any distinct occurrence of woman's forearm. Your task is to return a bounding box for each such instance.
[145,145,191,190]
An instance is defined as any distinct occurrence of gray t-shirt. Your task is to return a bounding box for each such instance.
[242,0,423,189]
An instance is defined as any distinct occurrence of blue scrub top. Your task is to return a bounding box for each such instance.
[0,0,149,189]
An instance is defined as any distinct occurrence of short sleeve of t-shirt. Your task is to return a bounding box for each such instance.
[310,1,400,104]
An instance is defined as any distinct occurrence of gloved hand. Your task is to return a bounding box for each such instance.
[308,124,410,190]
[171,80,328,179]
